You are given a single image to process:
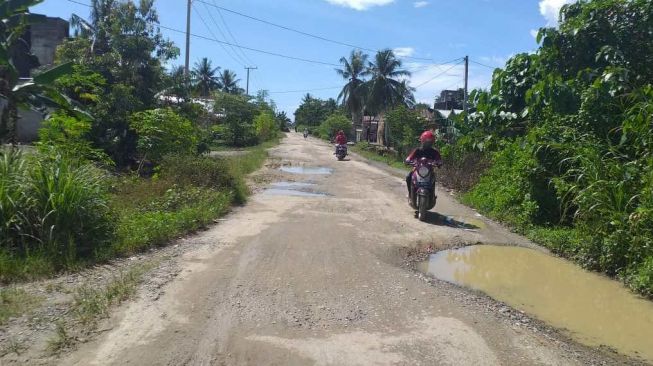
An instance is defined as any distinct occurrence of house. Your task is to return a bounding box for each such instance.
[434,89,464,111]
[14,17,69,78]
[361,115,379,143]
[9,16,69,143]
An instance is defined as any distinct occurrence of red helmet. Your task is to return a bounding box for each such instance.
[420,130,435,143]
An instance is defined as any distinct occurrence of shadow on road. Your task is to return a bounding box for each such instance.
[418,212,480,230]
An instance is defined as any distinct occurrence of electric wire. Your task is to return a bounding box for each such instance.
[194,0,442,63]
[193,5,244,66]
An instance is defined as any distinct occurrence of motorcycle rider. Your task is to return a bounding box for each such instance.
[405,130,442,196]
[335,130,347,145]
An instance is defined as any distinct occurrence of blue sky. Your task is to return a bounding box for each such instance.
[34,0,571,118]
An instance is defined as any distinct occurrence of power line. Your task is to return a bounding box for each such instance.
[66,0,340,67]
[210,0,255,65]
[194,0,440,63]
[469,59,498,70]
[269,86,342,94]
[159,25,341,67]
[193,5,244,66]
[414,61,464,88]
[198,1,249,65]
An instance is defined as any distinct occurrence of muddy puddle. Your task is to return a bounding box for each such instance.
[418,245,653,362]
[279,166,332,175]
[263,181,329,197]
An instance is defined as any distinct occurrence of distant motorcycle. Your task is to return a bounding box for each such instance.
[303,131,308,139]
[334,144,347,161]
[408,157,439,221]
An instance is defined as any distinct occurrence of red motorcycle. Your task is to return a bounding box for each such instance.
[408,158,440,221]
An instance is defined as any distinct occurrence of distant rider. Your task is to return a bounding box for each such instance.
[405,131,442,195]
[335,130,347,145]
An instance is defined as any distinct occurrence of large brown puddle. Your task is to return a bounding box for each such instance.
[418,245,653,362]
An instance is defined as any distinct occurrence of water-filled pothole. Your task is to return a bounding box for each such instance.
[418,245,653,362]
[263,181,328,197]
[279,166,332,175]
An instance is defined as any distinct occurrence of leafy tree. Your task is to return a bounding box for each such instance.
[318,114,351,140]
[385,106,427,155]
[192,57,220,97]
[130,108,198,164]
[254,111,277,141]
[219,69,243,95]
[275,111,291,132]
[59,0,179,165]
[294,94,339,127]
[337,50,369,137]
[213,92,257,146]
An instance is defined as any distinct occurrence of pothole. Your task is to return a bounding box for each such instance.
[417,244,653,363]
[279,166,332,175]
[263,181,329,197]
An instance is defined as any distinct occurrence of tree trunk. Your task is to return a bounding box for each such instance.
[351,110,361,142]
[376,112,386,146]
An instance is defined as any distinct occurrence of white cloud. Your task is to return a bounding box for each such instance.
[393,47,415,57]
[530,29,539,38]
[325,0,394,11]
[413,1,429,8]
[539,0,575,26]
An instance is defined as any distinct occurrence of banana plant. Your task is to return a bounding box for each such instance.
[1,0,81,143]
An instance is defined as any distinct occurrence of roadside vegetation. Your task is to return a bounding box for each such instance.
[327,0,653,298]
[0,0,284,283]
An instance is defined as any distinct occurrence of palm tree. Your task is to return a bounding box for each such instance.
[336,50,369,139]
[192,58,221,97]
[364,49,413,146]
[219,69,243,95]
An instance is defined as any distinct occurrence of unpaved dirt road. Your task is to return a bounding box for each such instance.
[60,133,630,365]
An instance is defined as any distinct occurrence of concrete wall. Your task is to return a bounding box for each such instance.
[30,17,69,68]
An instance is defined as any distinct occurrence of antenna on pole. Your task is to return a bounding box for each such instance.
[245,66,258,95]
[184,0,192,76]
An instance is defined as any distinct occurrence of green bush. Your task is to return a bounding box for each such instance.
[37,112,111,165]
[0,149,115,281]
[462,140,540,227]
[159,154,246,203]
[319,114,351,140]
[130,108,198,164]
[254,111,278,142]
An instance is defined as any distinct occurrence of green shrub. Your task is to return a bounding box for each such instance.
[0,149,114,280]
[159,154,245,202]
[319,114,351,140]
[130,108,198,164]
[463,140,540,227]
[37,113,111,165]
[254,111,278,142]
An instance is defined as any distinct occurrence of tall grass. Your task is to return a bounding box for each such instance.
[1,149,114,281]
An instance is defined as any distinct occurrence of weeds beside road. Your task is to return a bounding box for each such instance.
[0,138,279,283]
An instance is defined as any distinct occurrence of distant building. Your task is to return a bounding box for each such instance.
[434,89,464,110]
[14,16,69,77]
[9,16,69,142]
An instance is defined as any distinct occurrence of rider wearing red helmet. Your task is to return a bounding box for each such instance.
[405,130,442,195]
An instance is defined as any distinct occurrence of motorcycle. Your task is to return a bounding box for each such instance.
[303,131,308,139]
[334,144,347,161]
[408,158,439,221]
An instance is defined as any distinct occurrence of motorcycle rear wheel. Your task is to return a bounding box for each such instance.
[417,196,427,221]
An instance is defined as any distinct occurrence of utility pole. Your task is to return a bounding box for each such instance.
[245,66,258,95]
[184,0,192,76]
[463,55,469,121]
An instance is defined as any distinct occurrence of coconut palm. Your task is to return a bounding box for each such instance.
[364,49,413,145]
[192,58,221,97]
[336,50,369,138]
[219,69,244,95]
